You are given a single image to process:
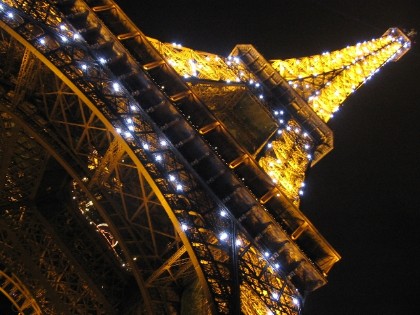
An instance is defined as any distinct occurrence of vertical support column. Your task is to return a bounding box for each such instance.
[230,219,241,314]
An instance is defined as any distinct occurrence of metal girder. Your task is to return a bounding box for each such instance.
[0,68,182,313]
[0,269,42,314]
[1,113,136,314]
[12,47,40,106]
[0,3,231,313]
[35,73,186,312]
[88,137,125,188]
[0,110,50,204]
[0,217,69,315]
[231,44,334,167]
[0,1,348,314]
[0,206,113,314]
[0,113,19,192]
[0,17,190,314]
[146,246,189,287]
[1,1,305,314]
[84,0,327,296]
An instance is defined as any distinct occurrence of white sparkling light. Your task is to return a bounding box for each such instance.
[219,232,228,241]
[220,210,227,217]
[113,82,121,92]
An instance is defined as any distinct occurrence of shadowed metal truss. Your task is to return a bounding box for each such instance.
[0,2,304,313]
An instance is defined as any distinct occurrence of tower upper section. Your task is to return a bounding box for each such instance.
[147,28,412,204]
[271,28,411,122]
[148,27,412,126]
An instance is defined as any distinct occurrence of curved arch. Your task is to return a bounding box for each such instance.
[0,8,215,314]
[1,2,311,314]
[0,269,42,315]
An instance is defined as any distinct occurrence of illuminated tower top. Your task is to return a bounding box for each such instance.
[271,28,412,122]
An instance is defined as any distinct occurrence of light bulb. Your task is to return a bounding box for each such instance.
[219,232,228,241]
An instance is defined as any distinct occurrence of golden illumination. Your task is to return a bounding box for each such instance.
[147,28,411,205]
[0,270,41,314]
[147,37,256,83]
[271,28,411,121]
[239,243,300,315]
[259,120,313,205]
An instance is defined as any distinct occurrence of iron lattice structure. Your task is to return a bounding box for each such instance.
[0,0,411,314]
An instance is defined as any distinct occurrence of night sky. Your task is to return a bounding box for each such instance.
[116,1,420,314]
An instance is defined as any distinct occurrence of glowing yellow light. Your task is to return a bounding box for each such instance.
[271,28,411,122]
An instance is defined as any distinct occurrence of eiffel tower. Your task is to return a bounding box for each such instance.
[0,0,412,314]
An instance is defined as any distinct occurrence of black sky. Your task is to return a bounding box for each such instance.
[115,1,420,314]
